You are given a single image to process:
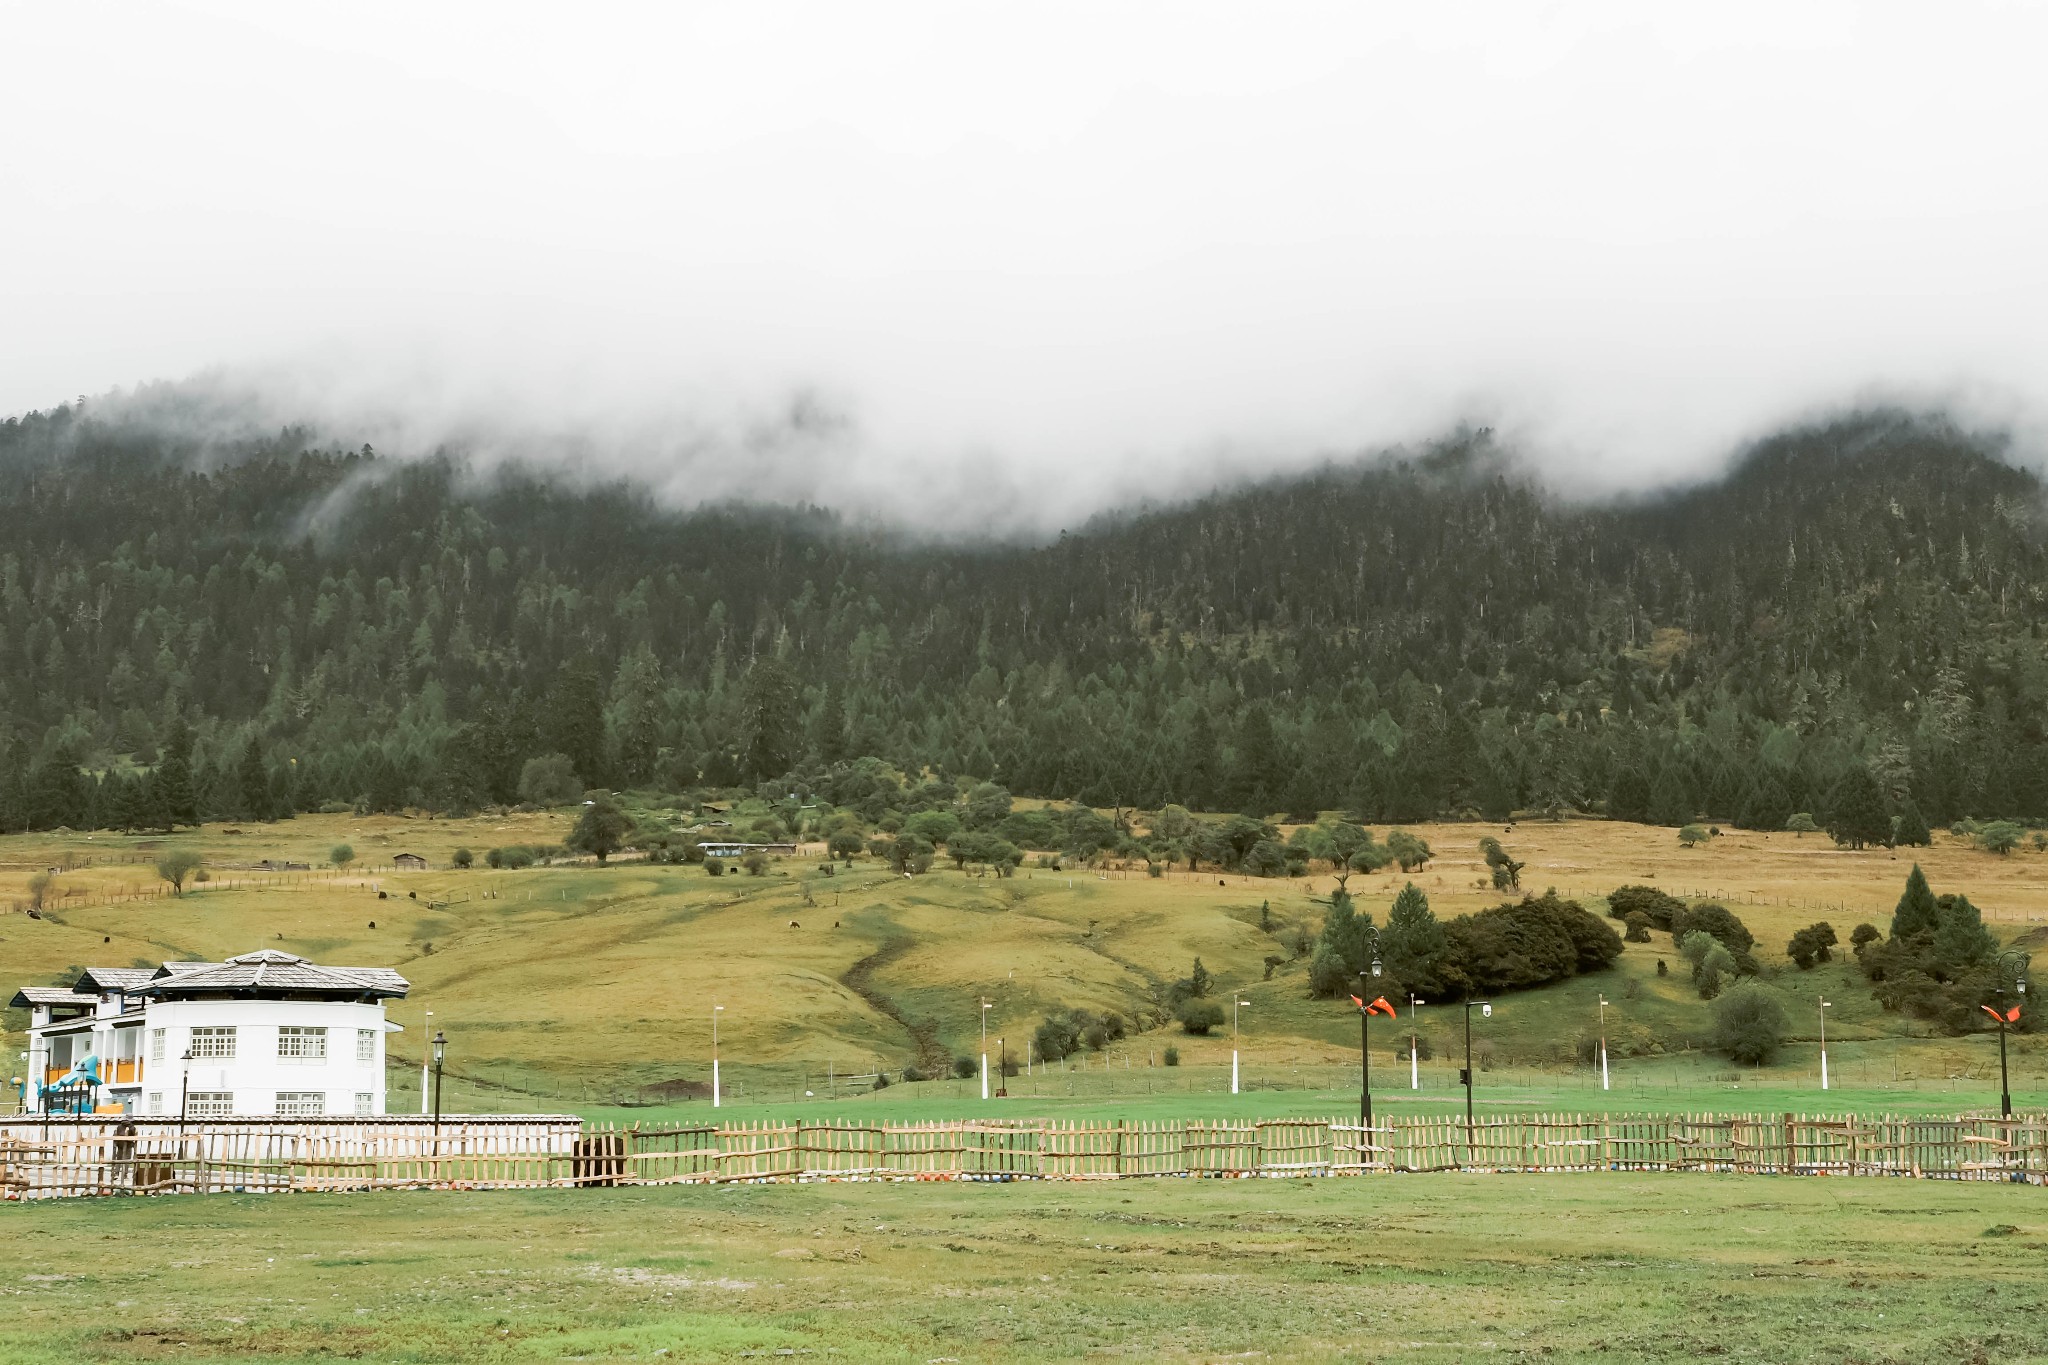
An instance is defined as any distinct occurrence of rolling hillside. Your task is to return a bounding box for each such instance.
[5,810,2042,1113]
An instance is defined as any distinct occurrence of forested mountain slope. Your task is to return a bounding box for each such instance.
[2,400,2045,831]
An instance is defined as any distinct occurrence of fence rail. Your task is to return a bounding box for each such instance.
[6,1110,2046,1199]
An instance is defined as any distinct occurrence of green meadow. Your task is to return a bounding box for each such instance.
[4,1174,2045,1364]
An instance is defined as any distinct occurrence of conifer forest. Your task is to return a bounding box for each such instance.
[3,401,2045,838]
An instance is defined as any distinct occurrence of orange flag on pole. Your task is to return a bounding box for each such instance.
[1368,996,1398,1017]
[1983,1004,2022,1024]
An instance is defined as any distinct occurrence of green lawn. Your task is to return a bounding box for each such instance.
[5,1175,2045,1363]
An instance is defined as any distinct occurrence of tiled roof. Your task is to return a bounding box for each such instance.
[75,966,160,991]
[142,949,409,999]
[8,987,98,1009]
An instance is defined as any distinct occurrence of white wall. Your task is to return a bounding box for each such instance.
[138,998,391,1118]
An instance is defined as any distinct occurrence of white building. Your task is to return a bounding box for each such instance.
[11,949,409,1118]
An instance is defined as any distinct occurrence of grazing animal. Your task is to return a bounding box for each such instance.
[789,920,801,928]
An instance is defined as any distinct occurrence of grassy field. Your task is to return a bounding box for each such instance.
[4,811,2044,1116]
[4,1175,2045,1363]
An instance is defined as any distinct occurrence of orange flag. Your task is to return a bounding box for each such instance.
[1368,996,1398,1017]
[1983,1004,2023,1024]
[1349,994,1366,1009]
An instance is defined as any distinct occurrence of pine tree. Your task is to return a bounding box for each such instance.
[237,739,274,822]
[1891,864,1939,939]
[1736,771,1792,831]
[154,723,197,828]
[1823,765,1891,850]
[1648,765,1695,827]
[1893,797,1932,847]
[1606,765,1651,823]
[739,656,802,780]
[1931,892,1997,975]
[1380,881,1447,998]
[546,662,610,789]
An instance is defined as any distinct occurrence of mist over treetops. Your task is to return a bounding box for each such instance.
[2,399,2044,832]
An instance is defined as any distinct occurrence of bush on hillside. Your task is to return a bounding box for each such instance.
[1679,931,1738,999]
[1176,1001,1226,1035]
[1033,1007,1126,1062]
[1606,884,1685,932]
[1162,1046,1181,1066]
[1436,892,1622,998]
[1712,982,1789,1065]
[1623,911,1653,943]
[1786,921,1838,969]
[1670,901,1758,974]
[951,1055,977,1080]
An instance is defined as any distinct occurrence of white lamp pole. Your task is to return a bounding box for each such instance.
[712,1004,724,1108]
[1231,998,1250,1095]
[419,1008,431,1116]
[1818,997,1830,1091]
[1409,995,1421,1090]
[981,1000,991,1101]
[1598,996,1610,1092]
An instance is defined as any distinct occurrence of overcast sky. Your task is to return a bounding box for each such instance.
[5,1,2046,521]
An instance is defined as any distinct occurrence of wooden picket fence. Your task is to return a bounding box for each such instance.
[5,1111,2045,1199]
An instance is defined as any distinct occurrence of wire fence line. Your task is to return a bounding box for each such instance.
[5,1110,2045,1199]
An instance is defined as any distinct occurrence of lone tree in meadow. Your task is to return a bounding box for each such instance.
[568,795,634,863]
[1478,836,1524,890]
[330,843,355,870]
[1974,820,2025,856]
[156,849,203,896]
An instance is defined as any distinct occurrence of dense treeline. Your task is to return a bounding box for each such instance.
[4,398,2048,834]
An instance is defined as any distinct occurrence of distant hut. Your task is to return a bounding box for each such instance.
[392,852,428,871]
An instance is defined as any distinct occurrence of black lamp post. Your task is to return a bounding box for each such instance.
[1988,952,2030,1119]
[1461,999,1493,1144]
[1356,956,1383,1132]
[177,1047,193,1131]
[431,1030,447,1133]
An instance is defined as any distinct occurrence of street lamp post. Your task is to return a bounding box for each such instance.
[1409,995,1421,1090]
[980,1000,992,1101]
[1988,951,2031,1119]
[1462,999,1493,1148]
[712,1004,724,1109]
[1356,953,1383,1133]
[419,1008,432,1116]
[431,1030,447,1134]
[995,1036,1007,1098]
[177,1047,194,1132]
[1231,998,1251,1095]
[1598,996,1610,1092]
[1818,997,1831,1091]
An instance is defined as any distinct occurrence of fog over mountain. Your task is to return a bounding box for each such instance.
[7,3,2048,527]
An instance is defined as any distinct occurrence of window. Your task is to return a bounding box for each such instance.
[356,1029,376,1063]
[275,1091,325,1117]
[189,1027,236,1059]
[146,1092,163,1115]
[277,1026,328,1061]
[187,1092,233,1117]
[150,1028,166,1063]
[354,1092,375,1116]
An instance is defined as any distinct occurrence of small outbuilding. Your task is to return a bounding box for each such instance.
[392,853,428,871]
